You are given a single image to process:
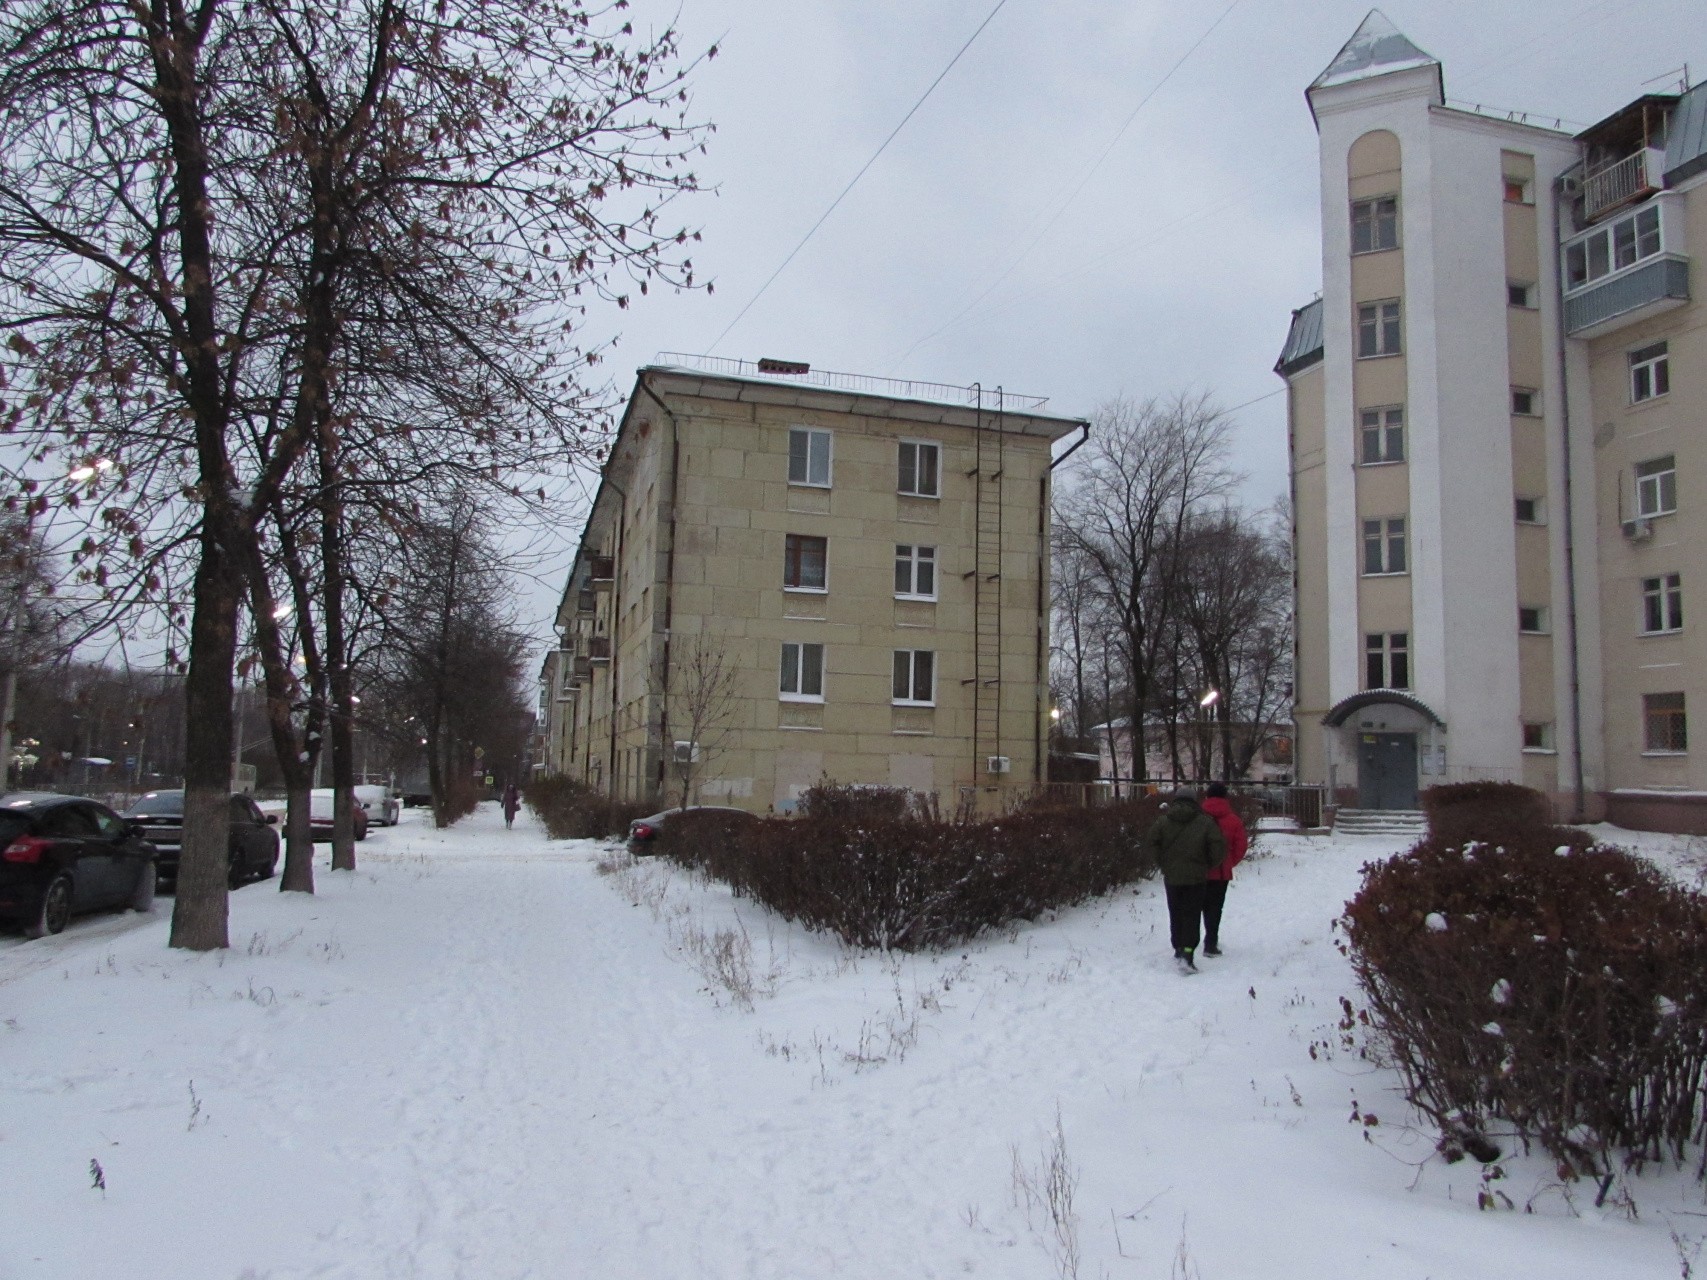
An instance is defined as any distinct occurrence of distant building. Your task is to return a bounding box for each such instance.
[537,356,1087,813]
[1087,716,1293,790]
[1280,12,1707,829]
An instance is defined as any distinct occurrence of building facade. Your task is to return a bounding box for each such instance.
[537,357,1086,814]
[1280,12,1707,829]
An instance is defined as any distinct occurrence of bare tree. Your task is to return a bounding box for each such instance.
[1053,394,1235,782]
[0,0,712,946]
[656,630,740,809]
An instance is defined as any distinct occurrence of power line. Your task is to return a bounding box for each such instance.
[704,0,1013,354]
[888,0,1246,372]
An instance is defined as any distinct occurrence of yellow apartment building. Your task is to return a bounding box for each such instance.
[537,356,1087,814]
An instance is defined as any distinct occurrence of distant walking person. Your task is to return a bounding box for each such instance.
[502,782,520,830]
[1143,789,1227,973]
[1198,782,1249,957]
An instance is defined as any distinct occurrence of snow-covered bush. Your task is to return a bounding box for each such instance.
[657,785,1165,951]
[1344,828,1707,1188]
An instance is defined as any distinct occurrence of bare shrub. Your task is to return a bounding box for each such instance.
[674,914,780,1011]
[657,783,1165,951]
[1344,827,1707,1188]
[524,776,651,840]
[1421,780,1556,846]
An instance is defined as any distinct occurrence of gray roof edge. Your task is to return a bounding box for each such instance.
[1664,82,1707,185]
[1275,298,1325,375]
[639,365,1088,439]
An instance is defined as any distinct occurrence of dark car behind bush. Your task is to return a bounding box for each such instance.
[124,790,280,889]
[0,793,157,937]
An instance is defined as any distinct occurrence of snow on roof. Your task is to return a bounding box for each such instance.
[1311,9,1439,90]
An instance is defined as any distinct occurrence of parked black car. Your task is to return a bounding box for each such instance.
[0,793,158,937]
[123,790,280,890]
[626,806,758,854]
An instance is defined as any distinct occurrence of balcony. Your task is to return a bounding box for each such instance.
[586,635,612,664]
[589,555,615,589]
[576,588,595,615]
[1580,148,1666,224]
[1564,253,1690,337]
[572,656,593,681]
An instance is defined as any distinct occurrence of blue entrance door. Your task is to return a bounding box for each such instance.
[1357,733,1419,809]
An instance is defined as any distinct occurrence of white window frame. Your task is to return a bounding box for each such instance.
[1518,605,1549,635]
[1636,455,1677,518]
[1363,632,1410,691]
[1350,196,1398,254]
[1642,572,1683,635]
[1507,280,1536,309]
[1514,495,1546,525]
[897,439,941,499]
[1521,722,1555,753]
[1358,405,1404,465]
[1511,387,1540,417]
[891,649,936,706]
[788,426,833,488]
[894,544,937,600]
[1643,691,1688,754]
[779,641,825,703]
[1630,342,1670,404]
[1361,516,1407,576]
[1563,204,1662,294]
[1503,176,1533,205]
[1356,300,1401,359]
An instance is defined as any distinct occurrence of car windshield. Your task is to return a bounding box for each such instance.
[128,791,185,816]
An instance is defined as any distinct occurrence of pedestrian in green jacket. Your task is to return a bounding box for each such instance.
[1143,789,1227,972]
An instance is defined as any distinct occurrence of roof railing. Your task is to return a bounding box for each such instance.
[653,352,1050,412]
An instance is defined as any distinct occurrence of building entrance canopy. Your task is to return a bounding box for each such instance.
[1322,689,1445,730]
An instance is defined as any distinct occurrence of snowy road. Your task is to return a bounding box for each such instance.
[0,804,1696,1278]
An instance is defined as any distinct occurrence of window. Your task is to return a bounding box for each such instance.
[1507,281,1536,308]
[1630,342,1670,403]
[1635,456,1677,518]
[1644,692,1687,753]
[892,649,935,705]
[783,534,827,591]
[788,426,832,487]
[1503,177,1532,205]
[898,440,940,497]
[1518,605,1549,634]
[1359,406,1404,464]
[1564,205,1661,291]
[779,642,825,701]
[1522,722,1555,751]
[1364,632,1410,690]
[1642,573,1683,634]
[1514,496,1545,524]
[1511,387,1539,417]
[1351,196,1398,253]
[1357,300,1401,358]
[1362,517,1407,575]
[894,544,937,598]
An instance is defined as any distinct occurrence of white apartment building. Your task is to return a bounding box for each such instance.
[1279,11,1707,830]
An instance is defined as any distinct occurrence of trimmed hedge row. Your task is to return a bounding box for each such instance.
[1345,792,1707,1184]
[1421,780,1556,847]
[523,776,651,840]
[655,784,1173,951]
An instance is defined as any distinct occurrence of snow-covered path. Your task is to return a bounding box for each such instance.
[0,805,1697,1278]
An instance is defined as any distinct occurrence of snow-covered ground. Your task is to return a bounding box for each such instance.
[2,805,1704,1278]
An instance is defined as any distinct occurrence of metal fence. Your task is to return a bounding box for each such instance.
[961,780,1330,829]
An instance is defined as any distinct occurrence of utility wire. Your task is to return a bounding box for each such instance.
[888,0,1246,372]
[704,0,1012,354]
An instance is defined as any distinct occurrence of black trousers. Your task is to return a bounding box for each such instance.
[1165,883,1206,953]
[1201,880,1229,948]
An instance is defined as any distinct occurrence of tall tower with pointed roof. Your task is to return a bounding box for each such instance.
[1279,13,1589,815]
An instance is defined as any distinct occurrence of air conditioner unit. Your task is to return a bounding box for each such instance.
[986,755,1011,775]
[672,740,701,765]
[1622,517,1653,541]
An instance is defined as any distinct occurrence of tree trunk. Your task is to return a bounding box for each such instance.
[169,527,238,951]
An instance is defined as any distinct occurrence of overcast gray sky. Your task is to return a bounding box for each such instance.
[519,0,1706,645]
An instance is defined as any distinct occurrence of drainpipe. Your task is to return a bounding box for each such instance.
[636,375,682,805]
[1550,174,1588,822]
[602,477,628,797]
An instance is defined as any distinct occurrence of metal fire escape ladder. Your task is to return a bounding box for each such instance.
[968,385,1005,781]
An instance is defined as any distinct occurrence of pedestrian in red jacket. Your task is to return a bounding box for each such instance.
[1199,782,1249,957]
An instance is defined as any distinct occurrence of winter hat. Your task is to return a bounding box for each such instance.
[1206,782,1229,799]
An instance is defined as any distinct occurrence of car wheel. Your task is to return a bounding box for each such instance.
[130,864,156,913]
[25,873,74,939]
